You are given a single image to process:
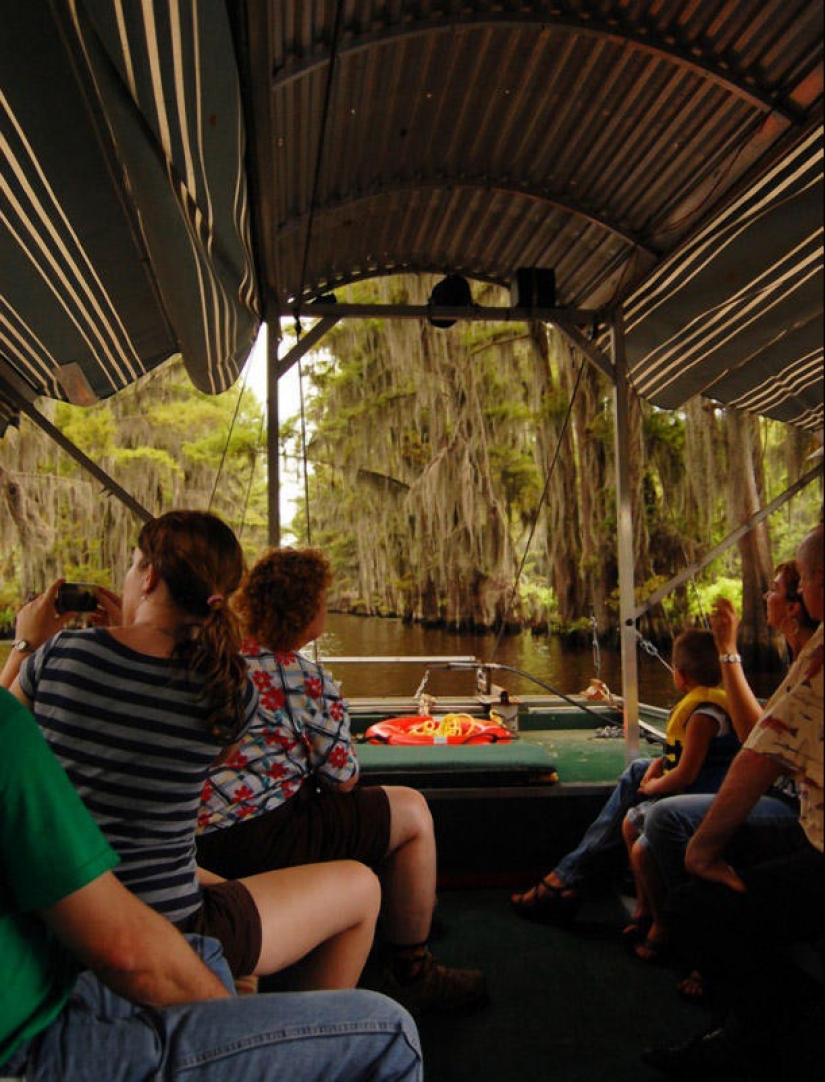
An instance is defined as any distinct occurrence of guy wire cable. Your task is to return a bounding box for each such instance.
[489,352,587,663]
[208,362,251,513]
[238,408,266,540]
[294,0,345,325]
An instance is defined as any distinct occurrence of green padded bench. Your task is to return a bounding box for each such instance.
[355,740,558,789]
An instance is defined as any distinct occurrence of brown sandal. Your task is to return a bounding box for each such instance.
[510,877,580,926]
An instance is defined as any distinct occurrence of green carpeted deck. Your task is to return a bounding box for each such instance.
[362,886,712,1082]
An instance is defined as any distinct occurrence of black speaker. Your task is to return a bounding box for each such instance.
[511,267,556,309]
[428,274,472,328]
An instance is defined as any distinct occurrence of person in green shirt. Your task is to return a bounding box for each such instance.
[0,687,422,1080]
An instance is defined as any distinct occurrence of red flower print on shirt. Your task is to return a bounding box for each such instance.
[201,780,214,801]
[329,745,349,769]
[233,783,255,803]
[305,677,323,699]
[241,638,261,655]
[252,670,273,692]
[266,762,286,780]
[329,700,345,722]
[237,805,259,819]
[226,750,249,769]
[264,730,294,749]
[273,651,295,665]
[261,687,286,712]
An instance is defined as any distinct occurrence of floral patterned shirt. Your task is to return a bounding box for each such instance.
[745,624,823,852]
[198,640,359,832]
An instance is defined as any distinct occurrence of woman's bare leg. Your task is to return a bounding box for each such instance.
[380,786,437,944]
[240,860,380,988]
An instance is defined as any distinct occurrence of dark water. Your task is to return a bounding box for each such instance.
[314,613,784,708]
[315,613,681,707]
[0,614,781,710]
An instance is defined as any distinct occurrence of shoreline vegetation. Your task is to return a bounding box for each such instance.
[1,276,818,667]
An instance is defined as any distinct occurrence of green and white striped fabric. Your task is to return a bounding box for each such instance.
[0,0,259,431]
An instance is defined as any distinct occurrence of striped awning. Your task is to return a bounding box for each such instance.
[623,128,823,432]
[0,0,259,431]
[1,2,822,440]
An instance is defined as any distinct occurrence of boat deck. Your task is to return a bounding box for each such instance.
[359,886,711,1082]
[350,695,667,889]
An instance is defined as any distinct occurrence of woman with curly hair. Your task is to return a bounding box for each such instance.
[197,546,487,1015]
[4,513,381,993]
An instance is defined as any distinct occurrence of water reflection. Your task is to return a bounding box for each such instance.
[314,613,784,708]
[316,613,680,707]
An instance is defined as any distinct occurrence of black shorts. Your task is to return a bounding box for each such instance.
[196,784,392,881]
[181,879,262,978]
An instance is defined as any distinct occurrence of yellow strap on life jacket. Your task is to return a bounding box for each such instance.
[664,686,729,769]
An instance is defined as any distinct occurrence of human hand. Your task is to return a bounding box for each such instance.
[14,580,73,650]
[710,598,740,655]
[641,757,664,784]
[685,838,747,893]
[91,585,123,627]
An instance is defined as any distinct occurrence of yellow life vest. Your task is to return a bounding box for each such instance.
[663,686,730,772]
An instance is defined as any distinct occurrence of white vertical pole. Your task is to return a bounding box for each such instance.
[611,311,640,761]
[266,321,281,546]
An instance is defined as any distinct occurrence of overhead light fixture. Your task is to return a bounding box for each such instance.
[427,274,472,328]
[510,267,556,309]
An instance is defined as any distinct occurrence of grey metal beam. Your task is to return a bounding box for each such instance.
[0,367,151,522]
[276,316,340,377]
[266,323,281,546]
[610,313,640,762]
[279,303,597,325]
[634,464,823,620]
[553,314,614,380]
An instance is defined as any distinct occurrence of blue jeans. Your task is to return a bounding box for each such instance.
[554,757,651,891]
[641,791,800,887]
[3,937,422,1082]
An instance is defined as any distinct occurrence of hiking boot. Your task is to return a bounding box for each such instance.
[381,951,488,1015]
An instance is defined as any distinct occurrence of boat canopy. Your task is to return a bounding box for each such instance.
[1,0,822,434]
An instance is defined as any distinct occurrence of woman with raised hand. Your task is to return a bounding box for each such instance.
[5,511,380,991]
[634,558,818,998]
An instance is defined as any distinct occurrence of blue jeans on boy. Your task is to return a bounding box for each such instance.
[554,757,651,892]
[2,936,422,1082]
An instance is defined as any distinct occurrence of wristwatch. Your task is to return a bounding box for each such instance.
[12,639,33,654]
[718,652,742,664]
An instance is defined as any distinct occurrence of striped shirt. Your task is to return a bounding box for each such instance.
[20,628,257,924]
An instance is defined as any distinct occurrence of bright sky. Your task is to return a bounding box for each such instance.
[242,323,310,533]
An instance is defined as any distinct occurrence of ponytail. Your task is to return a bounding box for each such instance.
[138,511,249,742]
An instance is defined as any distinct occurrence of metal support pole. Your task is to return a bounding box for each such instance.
[611,312,640,761]
[0,367,151,522]
[265,322,281,546]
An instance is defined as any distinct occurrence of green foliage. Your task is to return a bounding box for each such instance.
[686,575,743,619]
[0,356,269,594]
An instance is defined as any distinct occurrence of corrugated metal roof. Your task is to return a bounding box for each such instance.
[1,0,822,434]
[238,0,823,316]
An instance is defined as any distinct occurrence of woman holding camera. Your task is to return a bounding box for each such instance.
[2,510,382,992]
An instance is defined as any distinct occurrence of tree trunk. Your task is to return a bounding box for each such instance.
[725,408,775,665]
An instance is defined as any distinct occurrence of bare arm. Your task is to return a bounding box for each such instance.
[710,599,763,741]
[43,871,230,1005]
[684,748,783,892]
[1,581,68,690]
[640,711,717,797]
